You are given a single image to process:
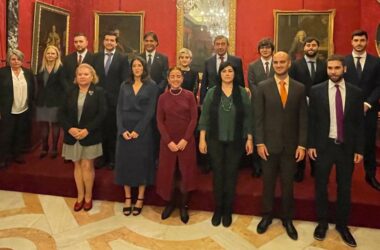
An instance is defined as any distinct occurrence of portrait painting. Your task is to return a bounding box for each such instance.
[31,1,70,73]
[94,12,144,58]
[274,10,335,61]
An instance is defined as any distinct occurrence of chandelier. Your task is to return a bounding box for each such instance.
[176,0,199,14]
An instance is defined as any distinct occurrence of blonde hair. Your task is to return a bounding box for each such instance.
[75,63,99,84]
[178,48,193,58]
[39,45,62,73]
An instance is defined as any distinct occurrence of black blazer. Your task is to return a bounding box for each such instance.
[36,66,65,107]
[93,51,129,107]
[289,57,328,96]
[344,53,380,109]
[140,52,169,92]
[62,51,95,89]
[59,84,107,146]
[0,66,35,118]
[308,81,364,154]
[200,54,245,103]
[253,77,307,154]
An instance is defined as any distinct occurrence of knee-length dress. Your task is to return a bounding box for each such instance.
[114,80,159,187]
[155,89,198,201]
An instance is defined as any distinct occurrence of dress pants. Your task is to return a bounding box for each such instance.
[261,150,296,220]
[102,107,116,163]
[363,109,377,177]
[208,138,243,212]
[315,140,354,227]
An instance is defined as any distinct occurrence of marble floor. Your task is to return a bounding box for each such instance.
[0,190,379,250]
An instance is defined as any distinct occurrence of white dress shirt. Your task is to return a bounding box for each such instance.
[104,49,116,66]
[11,69,28,114]
[216,53,228,72]
[145,50,156,63]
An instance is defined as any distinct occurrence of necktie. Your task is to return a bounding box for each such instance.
[279,80,287,108]
[335,84,344,142]
[356,56,362,79]
[77,54,82,65]
[104,53,113,75]
[219,56,225,64]
[265,61,270,77]
[147,54,152,67]
[309,61,316,82]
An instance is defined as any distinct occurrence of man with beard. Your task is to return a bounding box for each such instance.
[308,55,364,247]
[62,33,95,90]
[344,29,380,191]
[289,37,328,182]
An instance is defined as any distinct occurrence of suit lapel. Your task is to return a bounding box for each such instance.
[269,79,283,109]
[344,84,352,117]
[301,58,312,82]
[321,82,330,114]
[79,84,94,124]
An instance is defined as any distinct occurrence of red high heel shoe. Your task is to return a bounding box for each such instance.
[83,199,93,211]
[74,199,84,211]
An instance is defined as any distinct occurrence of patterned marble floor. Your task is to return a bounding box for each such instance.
[0,190,379,250]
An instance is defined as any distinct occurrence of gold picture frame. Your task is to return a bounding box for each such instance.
[274,9,335,61]
[376,23,380,56]
[94,12,144,58]
[31,1,70,74]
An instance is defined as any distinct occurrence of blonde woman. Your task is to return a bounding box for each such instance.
[177,48,198,95]
[36,45,65,158]
[59,63,107,211]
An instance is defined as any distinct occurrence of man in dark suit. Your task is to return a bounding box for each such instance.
[344,29,380,191]
[140,31,168,93]
[254,51,307,240]
[93,30,129,169]
[308,55,364,247]
[200,35,245,103]
[247,38,275,177]
[62,33,95,90]
[289,37,328,182]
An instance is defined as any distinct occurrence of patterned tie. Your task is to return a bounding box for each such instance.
[104,53,113,75]
[356,56,362,79]
[309,61,316,82]
[265,61,270,77]
[77,54,82,65]
[219,56,225,64]
[279,80,287,108]
[335,84,344,142]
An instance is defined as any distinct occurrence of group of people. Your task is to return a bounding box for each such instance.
[0,28,379,248]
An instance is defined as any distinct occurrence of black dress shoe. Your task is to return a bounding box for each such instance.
[95,157,107,169]
[365,175,380,191]
[252,168,262,178]
[107,161,115,170]
[222,213,232,227]
[294,169,304,182]
[180,206,189,224]
[336,226,357,247]
[257,217,272,234]
[161,204,175,220]
[282,220,298,240]
[211,209,222,226]
[313,223,328,241]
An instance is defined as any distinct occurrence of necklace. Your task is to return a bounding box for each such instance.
[220,96,233,112]
[169,87,183,96]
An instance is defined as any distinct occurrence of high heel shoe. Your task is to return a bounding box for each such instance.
[83,199,93,211]
[123,197,132,216]
[74,199,84,211]
[133,198,144,216]
[180,205,189,224]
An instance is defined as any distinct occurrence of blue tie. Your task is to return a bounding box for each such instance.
[105,53,113,75]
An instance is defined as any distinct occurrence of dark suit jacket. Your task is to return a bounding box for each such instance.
[62,51,95,90]
[93,51,129,108]
[0,66,35,118]
[308,81,364,154]
[253,77,307,154]
[344,53,380,109]
[247,58,274,87]
[59,84,107,146]
[289,57,328,96]
[140,52,169,92]
[200,54,245,103]
[36,66,65,107]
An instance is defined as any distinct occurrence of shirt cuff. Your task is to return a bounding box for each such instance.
[256,144,265,147]
[297,146,306,150]
[364,102,372,109]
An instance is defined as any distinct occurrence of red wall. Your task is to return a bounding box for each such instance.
[1,0,379,71]
[0,0,7,67]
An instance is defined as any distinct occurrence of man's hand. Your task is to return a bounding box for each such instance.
[308,148,317,160]
[257,144,269,161]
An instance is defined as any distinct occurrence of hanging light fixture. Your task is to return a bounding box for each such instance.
[176,0,199,13]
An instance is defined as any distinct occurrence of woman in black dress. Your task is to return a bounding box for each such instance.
[177,48,198,95]
[115,57,159,216]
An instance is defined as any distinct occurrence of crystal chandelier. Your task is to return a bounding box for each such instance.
[176,0,199,13]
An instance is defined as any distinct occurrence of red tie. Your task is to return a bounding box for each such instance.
[219,56,224,64]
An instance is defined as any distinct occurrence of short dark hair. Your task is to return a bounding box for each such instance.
[214,35,229,45]
[351,29,368,40]
[144,31,159,45]
[327,54,345,67]
[73,32,87,39]
[103,30,119,43]
[303,37,320,47]
[257,38,274,52]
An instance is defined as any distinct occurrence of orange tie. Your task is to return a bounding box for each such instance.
[280,80,287,108]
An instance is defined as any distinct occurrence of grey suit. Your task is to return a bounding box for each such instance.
[253,77,307,219]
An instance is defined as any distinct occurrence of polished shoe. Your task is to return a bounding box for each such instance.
[294,169,304,182]
[256,217,272,234]
[13,155,25,164]
[107,161,115,170]
[39,150,48,159]
[83,199,93,211]
[336,226,357,247]
[282,220,298,240]
[211,209,222,226]
[133,198,144,216]
[222,213,232,227]
[161,204,175,220]
[50,150,58,159]
[73,199,84,211]
[313,223,328,241]
[252,167,262,178]
[180,206,189,224]
[95,157,107,169]
[123,197,132,216]
[365,175,380,191]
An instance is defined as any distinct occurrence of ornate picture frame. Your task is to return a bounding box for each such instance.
[274,9,335,61]
[31,1,70,74]
[376,23,380,56]
[94,12,144,58]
